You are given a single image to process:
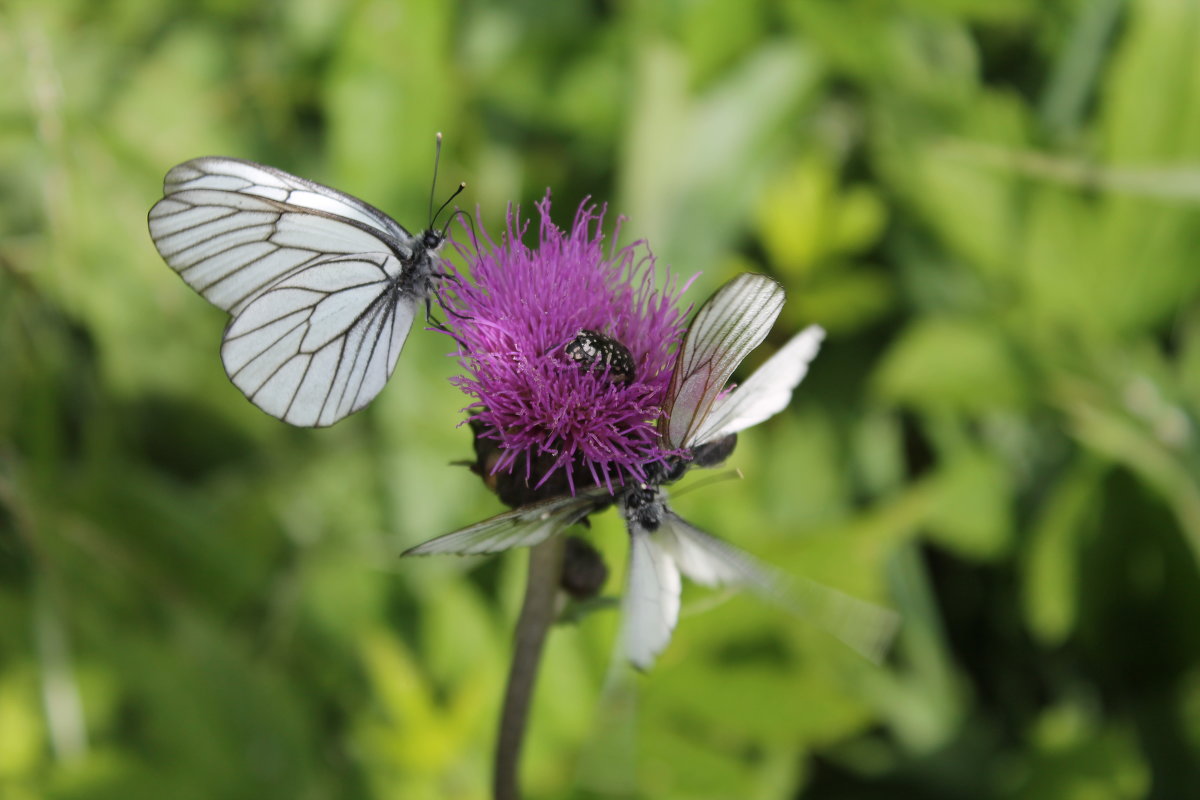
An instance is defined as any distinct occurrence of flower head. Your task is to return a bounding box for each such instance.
[412,271,898,670]
[443,193,689,498]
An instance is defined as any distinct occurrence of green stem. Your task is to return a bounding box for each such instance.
[493,537,565,800]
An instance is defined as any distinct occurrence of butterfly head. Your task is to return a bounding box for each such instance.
[421,228,445,252]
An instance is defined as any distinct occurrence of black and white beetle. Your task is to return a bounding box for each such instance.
[563,329,636,385]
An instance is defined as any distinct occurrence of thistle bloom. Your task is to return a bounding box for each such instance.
[412,271,897,668]
[443,193,689,497]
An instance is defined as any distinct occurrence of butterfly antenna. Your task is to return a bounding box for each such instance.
[432,181,466,231]
[672,468,744,498]
[428,132,443,228]
[440,206,472,240]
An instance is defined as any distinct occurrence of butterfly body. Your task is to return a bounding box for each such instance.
[621,482,667,532]
[149,156,449,426]
[399,228,447,296]
[689,433,738,469]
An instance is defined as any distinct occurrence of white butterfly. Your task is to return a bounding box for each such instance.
[148,153,455,426]
[406,273,897,669]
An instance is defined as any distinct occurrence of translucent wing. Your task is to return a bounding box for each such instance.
[657,511,899,664]
[663,273,785,449]
[221,253,415,427]
[403,491,607,556]
[619,527,682,671]
[148,157,414,315]
[655,511,751,587]
[688,325,825,447]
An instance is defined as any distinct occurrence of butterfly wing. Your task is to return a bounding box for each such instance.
[688,324,825,447]
[403,491,608,556]
[148,157,415,315]
[663,273,785,449]
[620,525,682,671]
[220,253,416,426]
[656,510,899,664]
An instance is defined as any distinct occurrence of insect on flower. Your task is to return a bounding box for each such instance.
[408,272,898,669]
[563,329,637,385]
[439,195,688,498]
[147,135,463,426]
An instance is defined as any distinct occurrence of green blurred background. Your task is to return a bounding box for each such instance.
[3,0,1200,797]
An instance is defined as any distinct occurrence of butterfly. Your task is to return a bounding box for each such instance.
[147,142,461,426]
[405,273,897,668]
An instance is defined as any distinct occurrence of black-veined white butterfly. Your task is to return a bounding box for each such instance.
[405,273,897,669]
[147,141,461,426]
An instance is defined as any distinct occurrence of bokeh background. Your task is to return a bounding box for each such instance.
[3,0,1200,797]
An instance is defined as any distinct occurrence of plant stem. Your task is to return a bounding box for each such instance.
[494,536,565,800]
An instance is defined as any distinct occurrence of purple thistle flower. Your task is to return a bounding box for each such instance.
[443,193,690,497]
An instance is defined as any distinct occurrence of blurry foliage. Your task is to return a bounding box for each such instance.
[2,0,1200,797]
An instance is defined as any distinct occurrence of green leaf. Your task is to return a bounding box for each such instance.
[1022,460,1106,645]
[873,318,1028,412]
[755,156,887,279]
[926,449,1014,560]
[787,268,895,334]
[621,42,820,276]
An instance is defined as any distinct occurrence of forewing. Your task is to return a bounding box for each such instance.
[620,527,682,671]
[161,157,409,240]
[658,511,900,664]
[664,273,785,449]
[403,492,606,556]
[656,511,752,587]
[689,325,825,447]
[148,158,412,315]
[220,253,415,426]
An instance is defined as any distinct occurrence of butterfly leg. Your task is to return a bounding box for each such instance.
[431,277,473,321]
[423,295,470,347]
